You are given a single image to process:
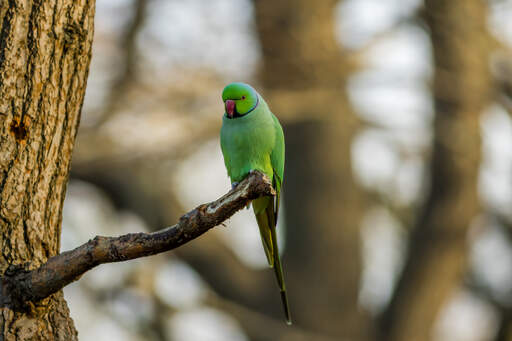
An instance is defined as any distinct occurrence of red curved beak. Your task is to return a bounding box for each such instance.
[225,99,235,118]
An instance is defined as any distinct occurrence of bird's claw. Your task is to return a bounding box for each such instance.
[232,170,258,189]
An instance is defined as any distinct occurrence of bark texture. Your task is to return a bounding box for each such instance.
[0,0,95,339]
[380,1,492,340]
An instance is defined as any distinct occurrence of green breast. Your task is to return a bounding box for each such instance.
[220,100,275,183]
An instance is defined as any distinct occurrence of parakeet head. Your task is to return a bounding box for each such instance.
[222,82,259,118]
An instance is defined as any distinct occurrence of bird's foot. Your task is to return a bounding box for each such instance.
[231,182,239,190]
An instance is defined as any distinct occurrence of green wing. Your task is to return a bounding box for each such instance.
[256,112,285,266]
[270,112,285,221]
[253,112,290,323]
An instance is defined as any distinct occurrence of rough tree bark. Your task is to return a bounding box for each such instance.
[252,1,372,340]
[379,1,493,340]
[0,1,95,339]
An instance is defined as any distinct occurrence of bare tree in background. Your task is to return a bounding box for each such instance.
[380,1,493,340]
[69,0,501,340]
[0,1,95,339]
[70,1,375,339]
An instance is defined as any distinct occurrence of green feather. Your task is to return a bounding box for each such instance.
[220,82,290,324]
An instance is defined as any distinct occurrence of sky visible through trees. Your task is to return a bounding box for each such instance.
[60,0,512,340]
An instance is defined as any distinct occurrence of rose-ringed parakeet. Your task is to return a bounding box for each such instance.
[220,82,291,324]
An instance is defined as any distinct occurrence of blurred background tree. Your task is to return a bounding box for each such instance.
[64,0,512,340]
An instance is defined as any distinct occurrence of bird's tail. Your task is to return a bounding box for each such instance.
[270,223,292,325]
[253,197,292,324]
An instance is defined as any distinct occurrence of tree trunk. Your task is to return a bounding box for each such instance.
[0,0,95,339]
[379,1,492,340]
[253,1,372,340]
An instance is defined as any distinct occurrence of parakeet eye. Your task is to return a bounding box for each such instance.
[241,95,246,100]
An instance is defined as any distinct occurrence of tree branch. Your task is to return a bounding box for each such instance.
[0,171,274,309]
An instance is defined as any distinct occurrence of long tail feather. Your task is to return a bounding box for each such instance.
[274,254,292,325]
[253,196,292,324]
[268,204,292,325]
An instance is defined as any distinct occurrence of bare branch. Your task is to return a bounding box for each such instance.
[0,171,274,308]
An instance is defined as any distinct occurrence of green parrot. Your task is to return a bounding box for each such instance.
[220,82,291,324]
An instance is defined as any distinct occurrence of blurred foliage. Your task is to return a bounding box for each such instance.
[63,0,512,340]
